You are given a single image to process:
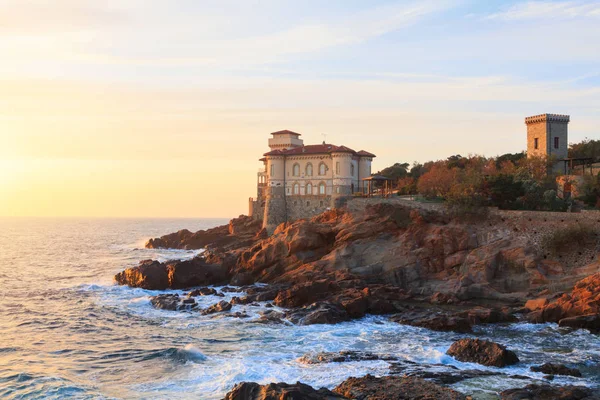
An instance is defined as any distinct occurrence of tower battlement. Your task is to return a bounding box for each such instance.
[525,114,570,125]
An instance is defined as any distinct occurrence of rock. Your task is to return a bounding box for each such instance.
[525,298,549,311]
[202,300,232,315]
[530,363,582,377]
[187,287,218,297]
[559,314,600,333]
[274,281,339,308]
[254,310,285,324]
[446,338,519,367]
[150,294,197,311]
[146,215,262,250]
[528,273,600,325]
[298,351,395,365]
[430,292,461,305]
[333,375,466,400]
[115,260,169,290]
[390,311,473,333]
[115,257,227,290]
[285,302,350,325]
[500,384,599,400]
[222,381,346,400]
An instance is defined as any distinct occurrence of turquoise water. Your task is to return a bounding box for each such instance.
[0,218,598,399]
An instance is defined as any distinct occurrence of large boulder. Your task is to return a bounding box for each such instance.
[114,260,169,290]
[530,363,582,377]
[500,384,598,400]
[558,314,600,333]
[390,311,473,334]
[446,338,519,367]
[114,257,227,290]
[222,382,346,400]
[333,375,466,400]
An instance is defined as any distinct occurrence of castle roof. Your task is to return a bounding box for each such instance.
[271,129,301,137]
[264,144,375,158]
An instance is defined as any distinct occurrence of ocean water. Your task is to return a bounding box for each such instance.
[0,217,598,400]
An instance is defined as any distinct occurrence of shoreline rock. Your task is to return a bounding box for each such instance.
[446,338,519,367]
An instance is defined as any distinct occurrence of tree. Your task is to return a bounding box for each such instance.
[377,163,410,180]
[417,164,457,198]
[569,138,600,161]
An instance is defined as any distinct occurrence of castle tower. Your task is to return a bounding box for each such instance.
[268,130,303,151]
[525,114,570,172]
[263,154,286,233]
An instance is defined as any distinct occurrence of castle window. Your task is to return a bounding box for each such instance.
[306,201,310,206]
[554,137,559,149]
[306,163,313,176]
[319,163,326,176]
[293,183,300,195]
[293,163,300,177]
[319,182,326,195]
[534,138,539,150]
[351,163,355,176]
[270,164,275,177]
[336,162,340,175]
[306,183,312,195]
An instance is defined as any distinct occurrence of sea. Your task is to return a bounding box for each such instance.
[0,217,599,399]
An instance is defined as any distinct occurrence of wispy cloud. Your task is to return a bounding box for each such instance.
[486,1,600,20]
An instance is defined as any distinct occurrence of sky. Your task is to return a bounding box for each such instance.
[0,0,599,218]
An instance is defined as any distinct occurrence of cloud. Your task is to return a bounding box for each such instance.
[486,1,600,20]
[0,0,126,34]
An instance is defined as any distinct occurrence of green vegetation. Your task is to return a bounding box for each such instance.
[376,140,600,211]
[569,138,600,161]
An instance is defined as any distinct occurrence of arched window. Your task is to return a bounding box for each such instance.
[351,163,355,176]
[319,182,326,195]
[293,163,300,177]
[319,163,326,176]
[306,163,313,176]
[270,164,275,177]
[293,183,300,195]
[306,183,312,195]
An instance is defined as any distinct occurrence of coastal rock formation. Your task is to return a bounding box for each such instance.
[221,376,466,400]
[202,300,232,315]
[530,363,582,377]
[500,384,599,400]
[117,202,600,332]
[298,351,395,364]
[222,382,346,400]
[114,258,227,290]
[332,375,466,400]
[526,272,600,332]
[150,294,197,311]
[446,338,519,367]
[146,215,263,250]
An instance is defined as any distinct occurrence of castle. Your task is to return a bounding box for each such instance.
[249,130,375,232]
[525,113,570,173]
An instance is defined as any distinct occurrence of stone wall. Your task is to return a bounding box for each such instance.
[249,198,265,221]
[287,195,333,221]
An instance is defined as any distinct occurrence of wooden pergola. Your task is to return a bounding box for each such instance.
[561,158,594,175]
[362,175,395,198]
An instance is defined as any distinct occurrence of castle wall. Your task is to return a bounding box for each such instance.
[527,121,548,159]
[287,195,333,221]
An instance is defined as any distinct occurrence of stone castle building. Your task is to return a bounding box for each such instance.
[249,130,375,232]
[525,113,570,172]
